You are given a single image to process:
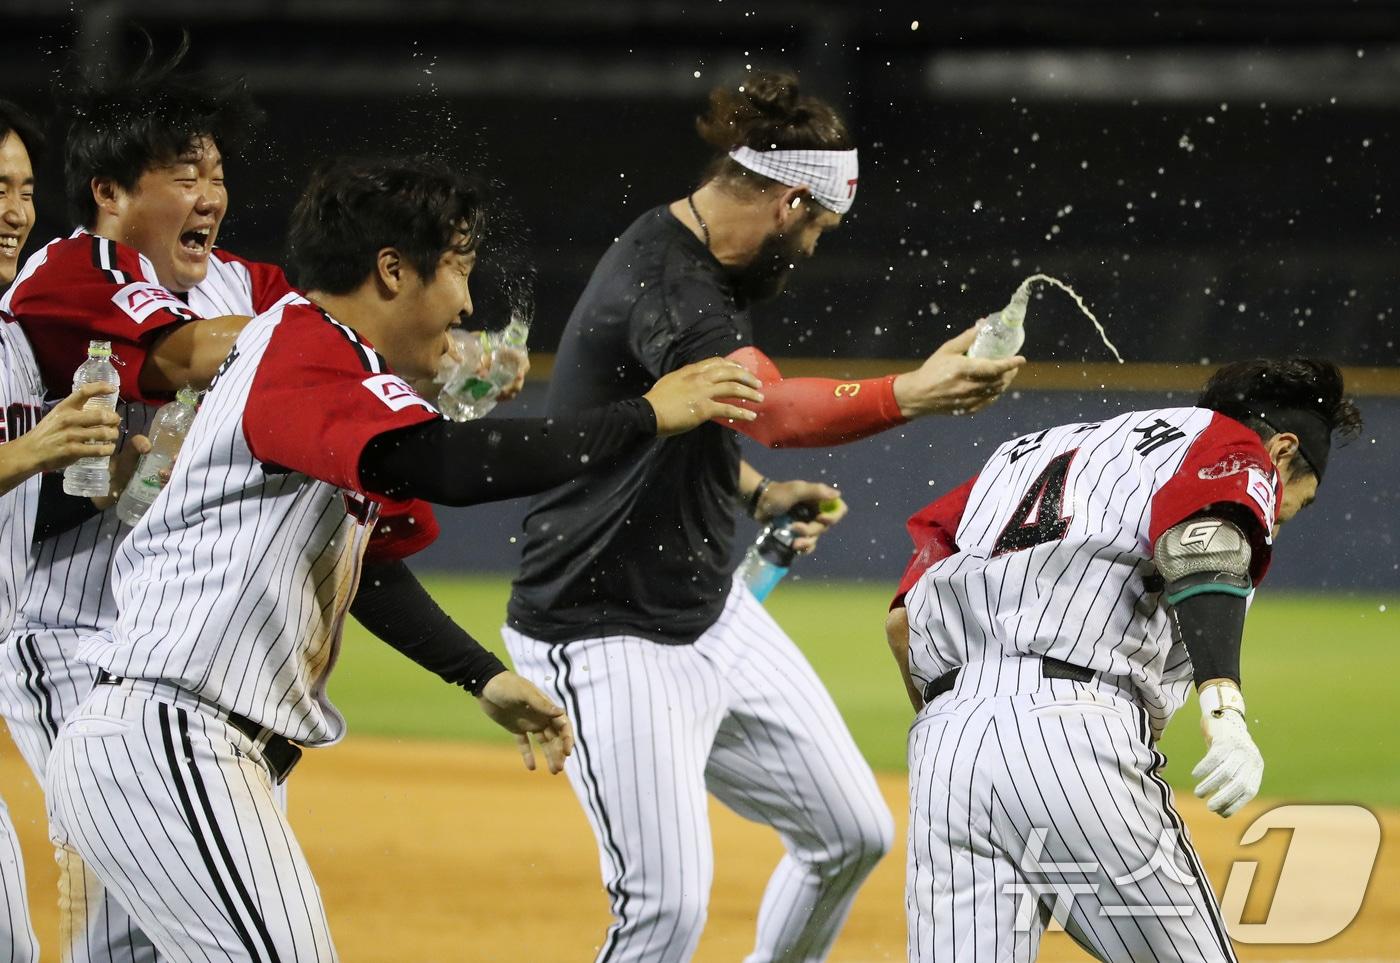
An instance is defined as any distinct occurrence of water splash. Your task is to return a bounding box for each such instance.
[1015,273,1124,363]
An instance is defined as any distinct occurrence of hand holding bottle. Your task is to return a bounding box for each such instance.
[892,326,1023,419]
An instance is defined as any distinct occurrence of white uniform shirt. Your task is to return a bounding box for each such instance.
[81,297,439,745]
[0,313,46,637]
[902,406,1279,736]
[0,229,293,635]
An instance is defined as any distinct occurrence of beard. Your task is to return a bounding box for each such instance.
[729,230,805,304]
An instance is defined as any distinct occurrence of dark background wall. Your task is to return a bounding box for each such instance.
[1,1,1394,592]
[2,1,1398,366]
[414,385,1398,593]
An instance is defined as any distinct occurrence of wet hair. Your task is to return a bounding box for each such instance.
[287,155,487,295]
[695,70,853,195]
[58,32,261,226]
[0,100,45,163]
[1197,358,1363,479]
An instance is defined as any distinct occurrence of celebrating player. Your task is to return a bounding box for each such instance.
[0,97,129,963]
[43,153,762,960]
[889,358,1361,961]
[0,43,295,961]
[503,70,1022,962]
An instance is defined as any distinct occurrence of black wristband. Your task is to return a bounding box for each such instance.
[746,477,772,518]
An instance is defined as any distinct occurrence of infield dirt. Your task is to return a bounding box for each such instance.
[2,734,1394,961]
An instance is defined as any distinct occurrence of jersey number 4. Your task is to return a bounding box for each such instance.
[992,449,1077,555]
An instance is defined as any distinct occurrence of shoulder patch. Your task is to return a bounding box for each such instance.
[361,374,437,415]
[1198,451,1267,480]
[111,282,196,325]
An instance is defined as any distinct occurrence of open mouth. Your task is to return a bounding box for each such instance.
[0,235,18,257]
[179,227,212,256]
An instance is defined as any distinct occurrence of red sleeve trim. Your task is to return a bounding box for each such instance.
[365,499,441,562]
[1149,412,1278,582]
[891,475,978,609]
[720,346,906,448]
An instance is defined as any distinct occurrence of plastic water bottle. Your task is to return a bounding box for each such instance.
[62,341,120,497]
[114,387,200,526]
[967,282,1030,360]
[737,499,840,602]
[435,315,530,421]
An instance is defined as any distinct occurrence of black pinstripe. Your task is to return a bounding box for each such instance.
[157,705,272,963]
[552,644,630,962]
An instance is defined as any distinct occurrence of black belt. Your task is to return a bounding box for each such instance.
[94,670,302,784]
[922,656,1097,704]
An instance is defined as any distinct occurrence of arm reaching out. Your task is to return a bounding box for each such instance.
[720,328,1022,449]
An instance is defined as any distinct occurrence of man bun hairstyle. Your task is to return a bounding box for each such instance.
[287,155,487,296]
[1197,357,1363,479]
[0,100,45,163]
[58,31,261,227]
[696,70,853,192]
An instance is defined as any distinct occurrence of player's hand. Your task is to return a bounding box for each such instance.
[1192,709,1263,817]
[892,325,1024,418]
[755,480,847,553]
[11,382,121,474]
[477,671,575,774]
[644,358,763,436]
[93,433,153,510]
[491,344,530,402]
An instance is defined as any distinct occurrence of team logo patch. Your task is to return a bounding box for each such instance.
[361,374,437,414]
[111,282,196,325]
[1198,451,1267,480]
[1245,466,1278,531]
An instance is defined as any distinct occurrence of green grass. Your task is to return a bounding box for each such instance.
[332,576,1400,805]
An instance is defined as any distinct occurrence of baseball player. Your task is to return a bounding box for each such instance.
[889,358,1362,961]
[0,49,293,962]
[0,99,126,963]
[503,70,1021,962]
[43,154,762,961]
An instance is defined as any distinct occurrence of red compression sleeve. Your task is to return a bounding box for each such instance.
[719,346,906,448]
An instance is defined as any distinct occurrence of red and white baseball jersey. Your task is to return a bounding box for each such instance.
[0,229,295,634]
[0,313,46,638]
[83,296,441,745]
[899,407,1280,737]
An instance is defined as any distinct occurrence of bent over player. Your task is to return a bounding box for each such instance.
[505,70,1021,963]
[888,358,1362,961]
[45,154,762,961]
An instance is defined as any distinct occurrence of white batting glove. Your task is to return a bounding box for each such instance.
[1191,682,1263,818]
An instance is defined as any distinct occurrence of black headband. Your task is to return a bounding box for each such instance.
[1251,403,1334,481]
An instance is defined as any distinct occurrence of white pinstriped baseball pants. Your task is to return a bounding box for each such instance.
[46,683,335,963]
[504,580,894,963]
[0,627,149,963]
[907,658,1239,962]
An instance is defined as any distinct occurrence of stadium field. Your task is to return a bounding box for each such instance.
[333,575,1400,805]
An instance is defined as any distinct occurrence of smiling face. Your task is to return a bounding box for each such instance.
[386,240,476,382]
[97,135,227,292]
[0,132,35,286]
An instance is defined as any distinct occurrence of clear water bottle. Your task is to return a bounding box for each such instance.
[62,341,120,497]
[967,282,1030,360]
[114,386,200,526]
[435,315,531,421]
[737,500,838,603]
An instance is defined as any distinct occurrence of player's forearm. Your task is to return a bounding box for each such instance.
[141,315,250,394]
[722,347,905,448]
[359,399,657,507]
[350,559,507,695]
[0,441,42,496]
